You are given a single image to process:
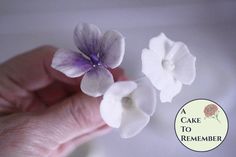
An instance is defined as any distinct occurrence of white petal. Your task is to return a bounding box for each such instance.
[81,66,114,97]
[100,81,137,128]
[74,23,102,55]
[100,30,125,68]
[103,81,137,98]
[119,106,150,138]
[51,49,92,78]
[149,33,174,59]
[100,97,123,128]
[141,48,173,90]
[160,79,182,103]
[165,42,196,85]
[131,77,157,116]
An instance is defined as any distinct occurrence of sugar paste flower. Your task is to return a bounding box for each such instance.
[142,33,196,102]
[100,78,156,138]
[51,23,125,97]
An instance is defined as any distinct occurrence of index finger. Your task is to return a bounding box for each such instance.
[0,45,125,92]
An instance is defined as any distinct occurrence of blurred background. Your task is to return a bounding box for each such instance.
[0,0,236,156]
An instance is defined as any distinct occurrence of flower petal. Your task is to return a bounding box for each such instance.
[100,98,123,128]
[100,81,137,128]
[160,78,182,103]
[141,48,173,90]
[51,49,92,78]
[149,33,174,59]
[81,66,114,97]
[165,42,196,85]
[74,23,102,55]
[100,30,125,68]
[103,81,137,98]
[131,77,157,116]
[119,106,150,138]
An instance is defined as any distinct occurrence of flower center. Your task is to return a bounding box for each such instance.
[90,53,102,67]
[162,59,175,71]
[122,97,133,109]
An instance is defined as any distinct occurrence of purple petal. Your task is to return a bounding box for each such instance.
[81,66,114,97]
[51,49,92,78]
[100,30,125,68]
[74,23,102,56]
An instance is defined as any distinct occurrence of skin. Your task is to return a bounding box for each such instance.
[0,46,126,157]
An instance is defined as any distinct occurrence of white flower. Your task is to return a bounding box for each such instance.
[100,78,156,138]
[142,33,196,102]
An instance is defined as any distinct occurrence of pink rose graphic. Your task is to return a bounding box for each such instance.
[204,104,220,122]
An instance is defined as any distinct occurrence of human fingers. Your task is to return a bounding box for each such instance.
[0,92,106,157]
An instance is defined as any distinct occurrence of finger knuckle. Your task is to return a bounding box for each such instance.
[68,95,101,128]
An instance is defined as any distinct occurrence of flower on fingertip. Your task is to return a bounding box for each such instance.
[100,78,157,138]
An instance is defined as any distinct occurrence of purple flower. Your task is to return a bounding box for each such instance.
[51,23,125,97]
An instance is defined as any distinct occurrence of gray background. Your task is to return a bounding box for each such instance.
[0,0,236,157]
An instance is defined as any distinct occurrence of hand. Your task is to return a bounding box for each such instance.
[0,46,125,157]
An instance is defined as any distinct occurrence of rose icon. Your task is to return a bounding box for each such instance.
[204,104,220,123]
